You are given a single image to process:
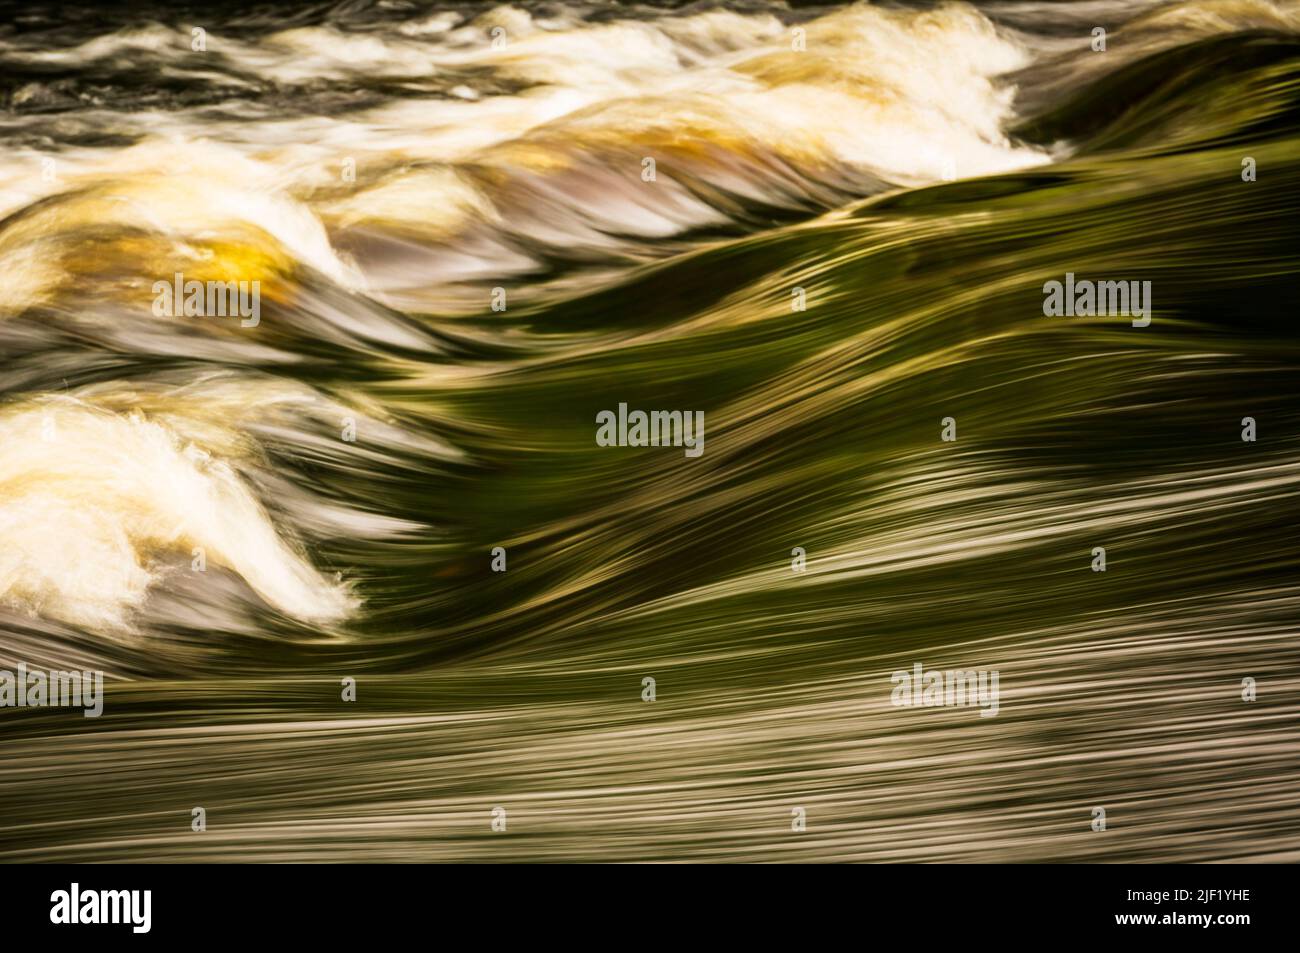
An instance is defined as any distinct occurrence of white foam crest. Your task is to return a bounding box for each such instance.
[0,395,358,632]
[0,3,1053,303]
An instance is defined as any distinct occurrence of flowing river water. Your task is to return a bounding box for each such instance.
[1,0,1298,861]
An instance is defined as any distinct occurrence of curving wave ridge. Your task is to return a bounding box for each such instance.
[0,0,1298,862]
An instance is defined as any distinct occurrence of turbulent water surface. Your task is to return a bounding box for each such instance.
[1,0,1298,862]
